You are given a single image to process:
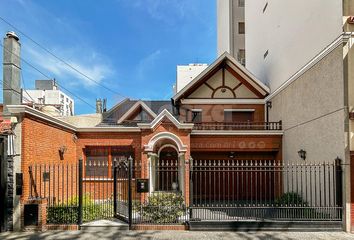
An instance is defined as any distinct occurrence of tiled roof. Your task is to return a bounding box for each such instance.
[97,99,176,127]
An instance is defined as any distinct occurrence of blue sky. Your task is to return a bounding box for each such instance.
[0,0,216,114]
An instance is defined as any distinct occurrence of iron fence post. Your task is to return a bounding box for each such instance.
[335,157,342,208]
[128,156,133,229]
[189,157,193,220]
[113,159,117,217]
[78,158,83,226]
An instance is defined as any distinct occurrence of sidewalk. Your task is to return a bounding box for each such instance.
[0,230,353,240]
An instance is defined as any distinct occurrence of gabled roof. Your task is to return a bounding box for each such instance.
[137,109,194,130]
[172,52,270,103]
[117,101,157,123]
[98,99,175,127]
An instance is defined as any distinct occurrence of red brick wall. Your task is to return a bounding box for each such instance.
[191,135,282,152]
[141,121,191,204]
[22,115,77,201]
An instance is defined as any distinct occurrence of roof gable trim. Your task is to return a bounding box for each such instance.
[137,109,194,130]
[172,52,270,102]
[117,101,157,124]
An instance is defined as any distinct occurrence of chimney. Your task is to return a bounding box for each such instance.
[96,98,102,113]
[3,31,21,115]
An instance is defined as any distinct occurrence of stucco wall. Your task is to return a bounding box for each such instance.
[268,45,346,164]
[217,0,231,56]
[245,0,342,90]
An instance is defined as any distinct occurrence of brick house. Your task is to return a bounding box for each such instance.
[3,52,284,229]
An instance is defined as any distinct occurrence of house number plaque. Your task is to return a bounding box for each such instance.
[136,179,149,193]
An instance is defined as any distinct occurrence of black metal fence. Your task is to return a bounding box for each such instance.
[193,121,282,131]
[28,158,116,224]
[29,162,79,224]
[126,159,189,225]
[27,157,343,226]
[189,159,343,222]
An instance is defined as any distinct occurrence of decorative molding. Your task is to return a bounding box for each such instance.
[7,105,141,133]
[172,52,270,102]
[224,109,255,112]
[117,100,157,124]
[76,127,140,133]
[180,99,265,105]
[8,105,77,131]
[157,144,179,155]
[191,130,283,135]
[137,109,194,130]
[144,131,188,152]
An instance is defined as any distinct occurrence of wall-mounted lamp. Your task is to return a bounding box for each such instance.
[298,149,306,160]
[59,146,67,160]
[266,101,272,109]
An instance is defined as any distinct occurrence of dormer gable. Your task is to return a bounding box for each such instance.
[117,101,157,124]
[172,52,269,103]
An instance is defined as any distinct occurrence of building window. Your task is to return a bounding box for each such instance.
[85,146,134,178]
[238,22,245,34]
[85,148,109,177]
[238,0,245,7]
[224,110,254,122]
[190,110,202,123]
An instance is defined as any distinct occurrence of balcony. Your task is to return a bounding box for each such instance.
[192,121,282,131]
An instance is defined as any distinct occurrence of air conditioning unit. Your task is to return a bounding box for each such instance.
[347,16,354,24]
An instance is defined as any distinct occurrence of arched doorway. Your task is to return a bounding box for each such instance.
[145,132,187,195]
[155,145,179,191]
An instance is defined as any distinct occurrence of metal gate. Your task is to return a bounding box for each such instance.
[113,157,132,222]
[189,158,343,223]
[28,157,134,226]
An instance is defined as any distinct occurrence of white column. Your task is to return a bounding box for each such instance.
[178,153,186,197]
[148,153,157,194]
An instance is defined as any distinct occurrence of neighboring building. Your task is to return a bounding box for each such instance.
[234,0,353,232]
[175,63,208,93]
[23,80,74,116]
[217,0,245,65]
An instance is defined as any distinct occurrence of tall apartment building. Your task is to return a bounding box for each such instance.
[216,0,354,231]
[175,63,208,94]
[217,0,245,65]
[22,80,74,116]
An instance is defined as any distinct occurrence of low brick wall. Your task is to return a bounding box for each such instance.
[47,224,79,230]
[21,198,47,231]
[131,224,188,230]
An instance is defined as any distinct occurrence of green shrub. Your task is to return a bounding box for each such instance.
[47,206,78,224]
[275,192,308,206]
[140,192,186,224]
[46,193,114,224]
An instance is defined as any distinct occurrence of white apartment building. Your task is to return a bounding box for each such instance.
[217,0,245,65]
[217,0,354,232]
[22,80,74,116]
[175,63,208,93]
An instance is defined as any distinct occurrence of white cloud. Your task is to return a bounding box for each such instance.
[24,45,114,88]
[136,49,161,79]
